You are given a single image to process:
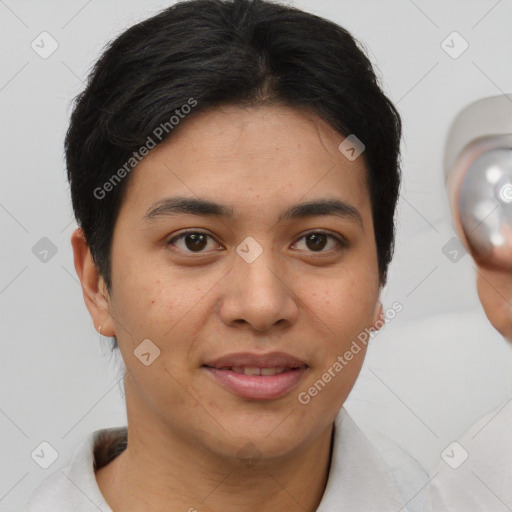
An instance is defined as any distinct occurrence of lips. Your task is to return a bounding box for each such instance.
[203,351,308,370]
[222,366,289,376]
[202,351,309,400]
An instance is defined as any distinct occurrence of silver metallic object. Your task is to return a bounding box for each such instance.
[445,95,512,269]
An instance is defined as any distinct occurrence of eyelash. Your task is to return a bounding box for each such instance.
[166,230,347,255]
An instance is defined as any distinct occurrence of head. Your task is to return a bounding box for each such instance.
[69,0,401,461]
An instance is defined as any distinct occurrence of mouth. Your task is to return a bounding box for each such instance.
[203,365,305,375]
[201,352,309,400]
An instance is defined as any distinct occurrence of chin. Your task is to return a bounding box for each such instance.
[203,419,312,461]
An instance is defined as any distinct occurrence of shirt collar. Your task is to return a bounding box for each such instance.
[35,408,405,511]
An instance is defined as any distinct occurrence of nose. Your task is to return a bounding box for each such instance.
[218,245,299,332]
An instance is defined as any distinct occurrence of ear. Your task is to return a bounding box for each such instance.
[370,301,385,332]
[70,227,116,337]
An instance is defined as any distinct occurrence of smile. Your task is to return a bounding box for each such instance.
[202,352,309,400]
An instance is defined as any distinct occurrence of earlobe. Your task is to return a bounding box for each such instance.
[372,301,385,331]
[70,228,116,337]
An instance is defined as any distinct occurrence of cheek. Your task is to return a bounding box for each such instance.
[111,267,214,372]
[109,265,172,349]
[301,286,372,418]
[305,272,378,337]
[111,247,181,326]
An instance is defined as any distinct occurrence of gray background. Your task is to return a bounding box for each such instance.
[1,0,512,510]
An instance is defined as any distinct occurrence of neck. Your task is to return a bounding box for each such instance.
[96,389,334,512]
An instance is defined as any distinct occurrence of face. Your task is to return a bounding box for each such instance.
[79,104,383,460]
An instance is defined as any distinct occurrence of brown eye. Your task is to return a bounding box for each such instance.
[305,233,328,251]
[293,231,346,253]
[167,231,219,253]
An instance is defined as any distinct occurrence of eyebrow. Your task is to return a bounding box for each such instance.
[142,196,363,228]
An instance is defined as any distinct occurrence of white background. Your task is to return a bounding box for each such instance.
[1,0,512,510]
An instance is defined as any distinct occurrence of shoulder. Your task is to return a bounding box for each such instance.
[427,399,512,511]
[24,470,73,512]
[317,408,424,512]
[23,426,127,512]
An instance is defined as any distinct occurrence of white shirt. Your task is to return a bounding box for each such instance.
[24,407,420,511]
[427,398,512,511]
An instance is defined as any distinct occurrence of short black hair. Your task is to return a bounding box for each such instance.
[65,0,402,296]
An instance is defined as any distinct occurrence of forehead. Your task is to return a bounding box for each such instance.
[118,104,371,221]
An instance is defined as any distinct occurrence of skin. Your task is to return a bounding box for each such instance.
[474,265,512,341]
[71,104,385,512]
